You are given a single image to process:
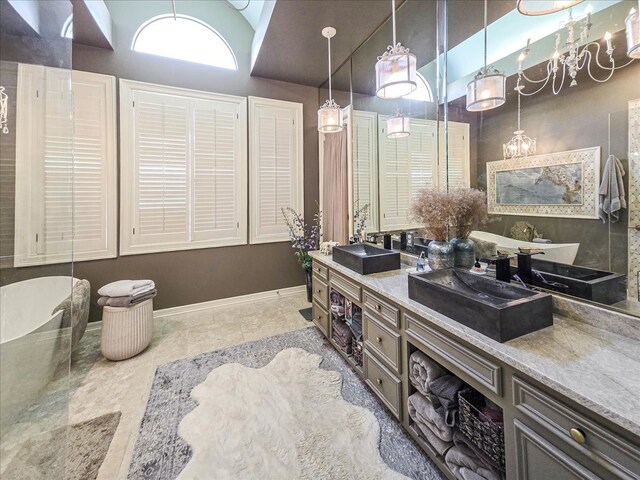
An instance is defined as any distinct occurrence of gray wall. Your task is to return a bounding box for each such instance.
[69,1,320,320]
[475,63,640,272]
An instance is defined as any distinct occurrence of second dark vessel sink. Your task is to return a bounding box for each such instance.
[332,244,400,275]
[408,269,553,342]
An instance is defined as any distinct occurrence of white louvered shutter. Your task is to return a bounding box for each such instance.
[249,97,303,244]
[71,71,116,259]
[132,90,190,247]
[439,121,470,188]
[192,98,241,242]
[410,119,438,194]
[379,116,410,230]
[352,111,378,231]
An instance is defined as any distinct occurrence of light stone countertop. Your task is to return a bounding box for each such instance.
[310,251,640,437]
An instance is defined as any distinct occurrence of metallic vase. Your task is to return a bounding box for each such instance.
[450,237,476,269]
[427,240,454,270]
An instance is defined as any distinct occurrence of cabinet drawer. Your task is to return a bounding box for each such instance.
[513,377,640,480]
[329,271,362,303]
[364,313,401,374]
[405,313,502,396]
[311,303,329,337]
[363,290,400,329]
[312,275,328,310]
[312,263,328,281]
[364,350,402,419]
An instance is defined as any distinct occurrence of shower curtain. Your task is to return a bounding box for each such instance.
[322,130,349,245]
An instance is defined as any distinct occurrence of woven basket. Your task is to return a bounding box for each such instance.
[101,299,154,361]
[351,338,363,367]
[458,388,505,471]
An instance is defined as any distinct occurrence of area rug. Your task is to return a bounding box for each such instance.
[4,411,120,480]
[127,327,445,480]
[298,307,313,321]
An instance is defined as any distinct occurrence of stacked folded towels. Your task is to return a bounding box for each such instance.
[445,430,500,480]
[408,392,454,455]
[97,280,157,308]
[332,318,353,354]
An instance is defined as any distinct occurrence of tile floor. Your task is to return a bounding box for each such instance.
[6,292,311,480]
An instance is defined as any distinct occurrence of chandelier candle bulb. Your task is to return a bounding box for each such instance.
[604,31,613,54]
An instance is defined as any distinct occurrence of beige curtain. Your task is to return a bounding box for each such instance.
[322,130,349,244]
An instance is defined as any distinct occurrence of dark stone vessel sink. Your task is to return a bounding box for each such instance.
[408,269,553,342]
[528,259,627,305]
[393,237,433,255]
[332,244,401,275]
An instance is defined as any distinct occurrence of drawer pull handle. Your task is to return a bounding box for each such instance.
[375,336,383,343]
[375,304,382,311]
[376,378,383,386]
[570,428,586,444]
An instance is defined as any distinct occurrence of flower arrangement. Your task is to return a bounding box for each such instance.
[449,188,488,239]
[281,207,322,271]
[409,187,455,241]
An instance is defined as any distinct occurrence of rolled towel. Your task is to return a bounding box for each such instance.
[98,289,157,308]
[409,350,448,396]
[445,431,501,480]
[407,392,454,443]
[98,280,155,298]
[427,374,465,427]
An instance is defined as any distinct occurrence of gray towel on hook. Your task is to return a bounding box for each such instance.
[598,154,626,223]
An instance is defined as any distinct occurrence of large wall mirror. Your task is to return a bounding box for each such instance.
[320,0,639,317]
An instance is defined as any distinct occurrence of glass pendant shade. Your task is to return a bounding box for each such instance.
[466,72,506,112]
[626,8,640,59]
[516,0,584,16]
[318,101,343,134]
[386,114,410,138]
[375,50,417,99]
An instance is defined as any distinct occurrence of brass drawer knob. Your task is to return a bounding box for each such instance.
[317,267,322,272]
[317,316,322,321]
[316,289,321,293]
[570,428,586,444]
[375,336,383,343]
[375,304,382,311]
[376,378,383,385]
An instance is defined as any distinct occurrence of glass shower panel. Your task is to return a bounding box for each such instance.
[0,1,74,477]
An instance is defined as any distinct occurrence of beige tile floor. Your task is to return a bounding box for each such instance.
[72,293,312,479]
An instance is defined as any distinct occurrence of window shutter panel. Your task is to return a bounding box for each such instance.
[192,98,240,241]
[132,91,190,246]
[71,71,116,259]
[410,120,438,193]
[439,121,470,188]
[249,98,303,243]
[379,118,410,230]
[353,111,378,231]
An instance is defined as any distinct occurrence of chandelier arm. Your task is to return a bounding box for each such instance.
[520,61,553,84]
[552,62,567,95]
[586,53,617,83]
[518,63,554,96]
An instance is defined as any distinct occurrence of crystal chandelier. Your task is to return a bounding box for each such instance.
[466,0,506,112]
[0,86,8,134]
[517,6,637,96]
[386,111,410,139]
[375,0,417,99]
[627,3,640,59]
[503,85,536,160]
[318,27,343,133]
[517,0,584,16]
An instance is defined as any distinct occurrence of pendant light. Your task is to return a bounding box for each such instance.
[503,86,536,160]
[318,26,343,133]
[375,0,417,99]
[386,111,410,138]
[626,2,640,59]
[466,0,506,112]
[516,0,584,16]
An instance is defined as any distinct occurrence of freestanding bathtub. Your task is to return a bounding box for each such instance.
[469,231,580,265]
[0,276,77,432]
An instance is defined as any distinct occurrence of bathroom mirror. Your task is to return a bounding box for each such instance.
[321,0,640,317]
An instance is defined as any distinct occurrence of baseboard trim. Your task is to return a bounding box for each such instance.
[153,285,306,319]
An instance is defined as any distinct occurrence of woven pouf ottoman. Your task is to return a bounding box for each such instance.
[101,299,154,361]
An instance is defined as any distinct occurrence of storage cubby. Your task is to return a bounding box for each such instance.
[329,288,364,375]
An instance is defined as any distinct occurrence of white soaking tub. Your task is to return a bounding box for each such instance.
[469,231,580,265]
[0,276,77,431]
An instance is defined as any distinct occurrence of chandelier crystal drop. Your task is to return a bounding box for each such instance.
[375,0,417,100]
[318,26,343,134]
[503,86,536,160]
[466,0,506,112]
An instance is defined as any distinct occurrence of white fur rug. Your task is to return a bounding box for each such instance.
[177,347,409,480]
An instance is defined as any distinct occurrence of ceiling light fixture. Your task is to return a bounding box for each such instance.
[318,27,343,134]
[466,0,506,112]
[516,0,584,16]
[626,2,640,59]
[503,85,536,160]
[386,111,410,139]
[375,0,417,99]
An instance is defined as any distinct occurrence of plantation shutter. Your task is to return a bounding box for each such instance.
[192,98,240,242]
[409,120,438,194]
[71,71,116,259]
[439,121,470,188]
[379,117,410,230]
[132,90,190,246]
[249,97,303,244]
[352,111,378,231]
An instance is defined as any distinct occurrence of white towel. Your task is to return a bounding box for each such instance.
[98,279,155,298]
[598,154,627,223]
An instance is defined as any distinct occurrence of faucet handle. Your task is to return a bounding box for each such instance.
[517,247,545,256]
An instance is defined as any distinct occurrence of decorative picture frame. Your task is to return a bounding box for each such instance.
[486,147,601,219]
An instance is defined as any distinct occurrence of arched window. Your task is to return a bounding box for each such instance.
[405,72,434,102]
[61,14,73,39]
[131,15,238,70]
